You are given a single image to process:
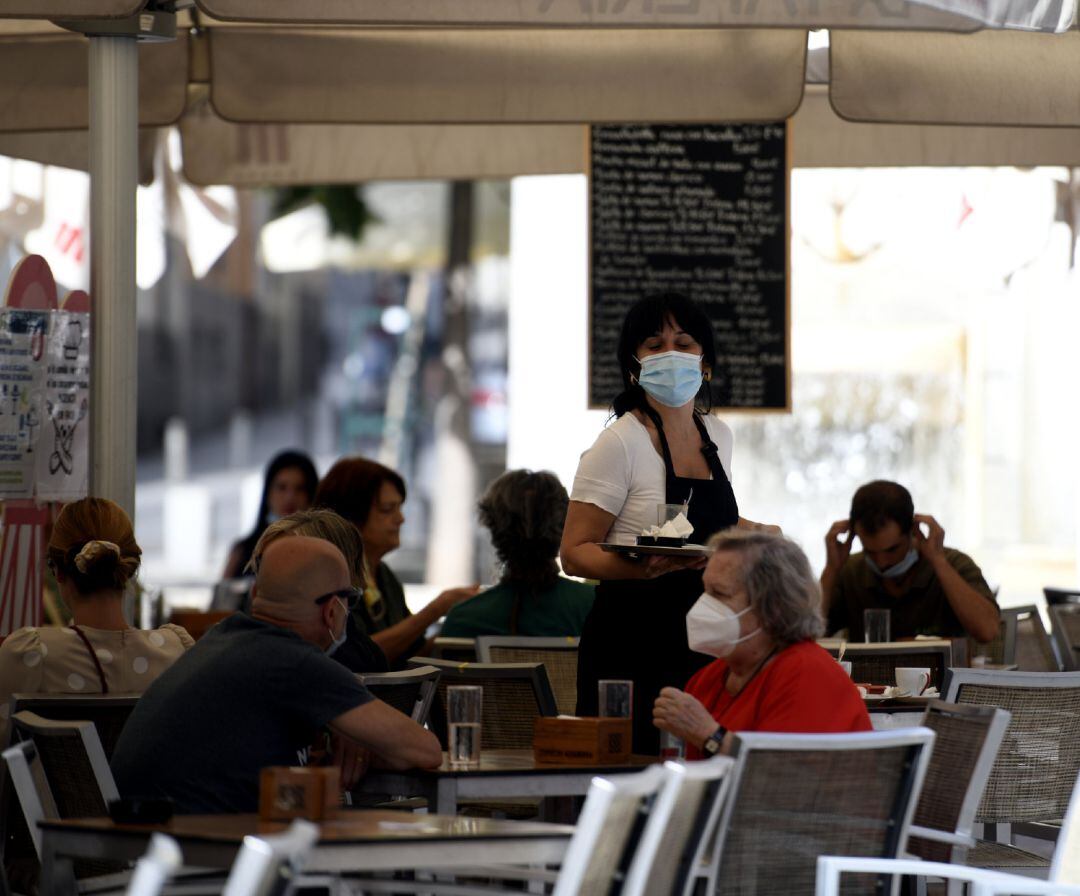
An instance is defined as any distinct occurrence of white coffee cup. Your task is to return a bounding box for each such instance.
[895,667,931,696]
[838,660,853,677]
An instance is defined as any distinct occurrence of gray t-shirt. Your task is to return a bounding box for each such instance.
[112,613,372,813]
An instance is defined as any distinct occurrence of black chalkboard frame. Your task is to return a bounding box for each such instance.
[586,122,792,415]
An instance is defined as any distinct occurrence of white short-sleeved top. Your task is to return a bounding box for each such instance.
[0,623,194,745]
[570,412,734,545]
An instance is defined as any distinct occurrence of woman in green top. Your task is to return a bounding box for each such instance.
[441,470,595,638]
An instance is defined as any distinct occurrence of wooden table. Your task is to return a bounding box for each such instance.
[38,809,574,896]
[356,749,656,815]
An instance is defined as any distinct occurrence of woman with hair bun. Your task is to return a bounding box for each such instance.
[0,497,194,744]
[441,470,594,638]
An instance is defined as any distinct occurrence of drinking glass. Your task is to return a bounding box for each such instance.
[598,679,633,718]
[659,730,685,761]
[863,608,892,643]
[447,685,482,768]
[658,503,686,527]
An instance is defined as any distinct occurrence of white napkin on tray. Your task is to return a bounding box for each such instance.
[641,512,694,539]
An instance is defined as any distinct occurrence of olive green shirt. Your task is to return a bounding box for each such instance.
[826,547,997,641]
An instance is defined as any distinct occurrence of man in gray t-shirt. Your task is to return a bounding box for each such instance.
[112,536,441,813]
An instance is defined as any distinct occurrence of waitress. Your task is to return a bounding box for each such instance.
[560,293,776,755]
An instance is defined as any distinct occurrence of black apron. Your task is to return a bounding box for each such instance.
[575,409,740,755]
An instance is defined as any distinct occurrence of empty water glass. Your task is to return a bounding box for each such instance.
[447,686,482,769]
[863,608,892,643]
[598,679,633,718]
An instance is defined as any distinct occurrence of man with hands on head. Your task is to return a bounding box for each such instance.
[112,536,442,814]
[821,480,999,643]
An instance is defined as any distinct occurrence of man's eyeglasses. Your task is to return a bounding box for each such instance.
[313,587,362,613]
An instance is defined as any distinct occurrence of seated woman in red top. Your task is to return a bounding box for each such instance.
[654,530,870,758]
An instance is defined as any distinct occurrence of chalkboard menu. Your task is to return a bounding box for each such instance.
[589,123,790,411]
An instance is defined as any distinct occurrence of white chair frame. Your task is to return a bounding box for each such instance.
[817,767,1080,896]
[699,728,936,896]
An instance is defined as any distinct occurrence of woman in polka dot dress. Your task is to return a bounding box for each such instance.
[0,497,193,745]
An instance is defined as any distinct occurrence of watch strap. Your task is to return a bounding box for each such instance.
[702,725,727,755]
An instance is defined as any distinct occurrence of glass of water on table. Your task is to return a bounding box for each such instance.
[448,686,482,768]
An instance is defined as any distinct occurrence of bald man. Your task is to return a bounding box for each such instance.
[111,536,441,814]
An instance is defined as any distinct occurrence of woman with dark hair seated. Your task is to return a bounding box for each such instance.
[222,449,319,579]
[441,470,594,638]
[314,457,478,667]
[561,292,778,755]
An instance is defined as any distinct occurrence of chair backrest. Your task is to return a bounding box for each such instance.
[622,756,734,896]
[1043,587,1080,606]
[356,666,440,726]
[1049,604,1080,671]
[552,765,666,896]
[1,740,57,858]
[475,636,580,716]
[167,610,232,641]
[943,668,1080,823]
[906,700,1010,863]
[407,657,557,749]
[820,641,953,691]
[1004,605,1059,672]
[125,833,183,896]
[221,819,320,896]
[9,693,140,758]
[211,578,252,612]
[1050,768,1080,886]
[10,711,118,820]
[426,637,477,663]
[968,611,1016,667]
[707,728,936,896]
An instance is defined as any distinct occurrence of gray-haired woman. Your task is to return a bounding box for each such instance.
[440,470,594,638]
[653,530,870,758]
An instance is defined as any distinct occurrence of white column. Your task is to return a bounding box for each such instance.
[88,35,139,517]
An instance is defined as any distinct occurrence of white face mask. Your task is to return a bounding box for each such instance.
[325,598,348,656]
[686,593,761,658]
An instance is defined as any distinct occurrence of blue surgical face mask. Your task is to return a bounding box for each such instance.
[865,546,919,579]
[635,350,704,408]
[326,598,348,655]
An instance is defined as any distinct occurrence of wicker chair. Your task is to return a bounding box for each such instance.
[943,668,1080,875]
[8,693,139,758]
[356,666,440,726]
[905,701,1010,867]
[3,713,124,890]
[220,819,319,896]
[820,641,953,691]
[426,637,477,663]
[700,728,935,896]
[818,766,1080,896]
[968,611,1016,667]
[622,756,734,896]
[1004,605,1059,672]
[1049,604,1080,672]
[475,636,579,716]
[407,657,557,749]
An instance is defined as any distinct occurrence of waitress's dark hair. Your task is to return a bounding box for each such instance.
[478,469,567,635]
[232,450,319,575]
[612,293,717,417]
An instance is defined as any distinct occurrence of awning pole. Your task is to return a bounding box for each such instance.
[88,33,139,518]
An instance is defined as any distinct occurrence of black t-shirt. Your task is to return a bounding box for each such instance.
[111,613,372,814]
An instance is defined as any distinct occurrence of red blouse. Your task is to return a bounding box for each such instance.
[685,640,871,759]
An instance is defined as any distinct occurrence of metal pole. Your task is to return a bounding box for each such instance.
[88,35,138,518]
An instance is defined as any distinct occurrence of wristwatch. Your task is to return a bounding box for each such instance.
[702,725,727,756]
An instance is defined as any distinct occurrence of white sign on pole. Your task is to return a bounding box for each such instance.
[0,309,47,498]
[36,310,90,501]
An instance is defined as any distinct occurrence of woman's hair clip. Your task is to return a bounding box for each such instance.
[74,540,121,574]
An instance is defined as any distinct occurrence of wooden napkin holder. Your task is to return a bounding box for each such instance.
[533,716,632,765]
[258,766,339,821]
